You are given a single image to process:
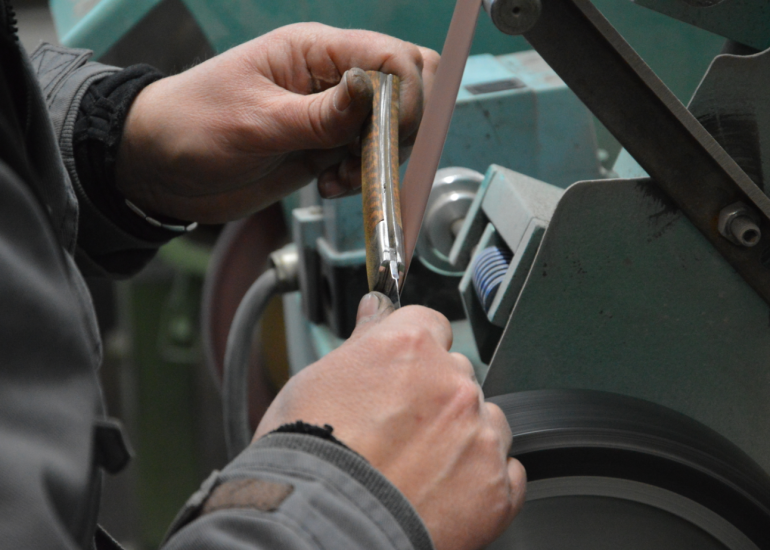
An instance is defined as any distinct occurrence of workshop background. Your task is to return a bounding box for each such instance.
[14,1,727,549]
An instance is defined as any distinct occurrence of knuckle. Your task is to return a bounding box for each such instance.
[431,309,452,333]
[405,324,434,348]
[407,43,425,70]
[486,403,510,433]
[479,425,503,453]
[452,352,475,377]
[422,48,440,69]
[402,305,449,333]
[381,324,430,352]
[452,377,482,410]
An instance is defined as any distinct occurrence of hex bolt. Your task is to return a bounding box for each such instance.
[483,0,542,35]
[718,202,762,248]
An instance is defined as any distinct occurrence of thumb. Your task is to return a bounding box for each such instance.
[279,68,374,151]
[352,292,395,337]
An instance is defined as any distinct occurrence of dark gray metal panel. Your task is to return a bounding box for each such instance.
[633,0,770,51]
[98,0,214,74]
[523,0,770,307]
[483,178,770,472]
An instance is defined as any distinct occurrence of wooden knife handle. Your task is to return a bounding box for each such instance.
[361,71,403,295]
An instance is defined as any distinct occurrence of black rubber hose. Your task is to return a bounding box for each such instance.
[223,268,280,460]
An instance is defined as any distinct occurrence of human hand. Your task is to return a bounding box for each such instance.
[255,293,526,550]
[115,23,439,223]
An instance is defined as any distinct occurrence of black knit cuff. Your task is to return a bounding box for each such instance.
[73,64,190,245]
[269,421,352,450]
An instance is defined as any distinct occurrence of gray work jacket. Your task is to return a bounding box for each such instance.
[0,37,433,550]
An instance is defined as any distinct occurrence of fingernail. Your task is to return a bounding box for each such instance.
[333,71,353,112]
[357,293,382,319]
[318,172,347,199]
[334,68,371,112]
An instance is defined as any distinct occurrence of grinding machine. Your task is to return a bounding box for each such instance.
[49,0,770,547]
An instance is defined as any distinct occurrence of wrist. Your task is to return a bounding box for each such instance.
[114,78,169,217]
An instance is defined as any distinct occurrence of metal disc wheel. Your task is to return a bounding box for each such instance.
[488,390,770,549]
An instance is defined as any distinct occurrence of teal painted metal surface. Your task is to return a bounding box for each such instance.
[48,0,725,165]
[49,0,526,58]
[49,0,722,102]
[51,0,163,57]
[634,0,770,51]
[613,148,649,179]
[482,178,770,473]
[179,0,525,57]
[443,52,602,186]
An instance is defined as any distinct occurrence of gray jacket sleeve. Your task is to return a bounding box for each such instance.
[0,80,104,550]
[14,43,435,550]
[163,434,434,550]
[0,164,104,550]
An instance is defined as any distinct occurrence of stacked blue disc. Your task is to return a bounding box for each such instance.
[472,245,514,313]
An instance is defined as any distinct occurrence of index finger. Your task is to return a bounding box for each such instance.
[417,46,440,112]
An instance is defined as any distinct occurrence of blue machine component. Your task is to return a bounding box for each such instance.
[455,165,563,376]
[472,246,514,312]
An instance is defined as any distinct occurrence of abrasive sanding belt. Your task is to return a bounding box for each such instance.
[400,0,483,278]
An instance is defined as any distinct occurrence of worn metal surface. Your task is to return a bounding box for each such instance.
[522,0,770,307]
[634,0,770,51]
[483,178,770,473]
[689,48,770,192]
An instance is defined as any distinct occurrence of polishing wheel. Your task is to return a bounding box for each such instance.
[488,390,770,549]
